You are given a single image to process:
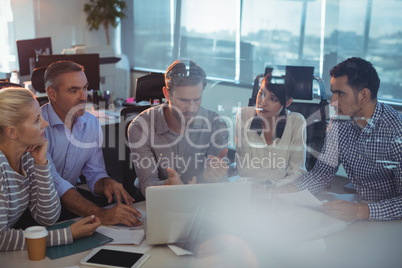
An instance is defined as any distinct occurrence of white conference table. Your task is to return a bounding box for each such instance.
[1,201,402,268]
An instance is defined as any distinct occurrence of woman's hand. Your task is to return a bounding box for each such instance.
[70,215,101,240]
[27,139,48,165]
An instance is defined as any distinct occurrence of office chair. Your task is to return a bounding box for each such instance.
[288,75,329,171]
[31,66,47,93]
[135,72,165,103]
[0,81,23,89]
[248,66,329,171]
[120,105,151,202]
[31,66,49,106]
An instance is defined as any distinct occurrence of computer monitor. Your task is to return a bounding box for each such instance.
[37,54,100,91]
[16,37,52,76]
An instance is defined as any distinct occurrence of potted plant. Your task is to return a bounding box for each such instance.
[84,0,127,46]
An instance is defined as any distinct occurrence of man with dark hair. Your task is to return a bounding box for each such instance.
[282,57,402,221]
[42,60,142,226]
[128,60,229,197]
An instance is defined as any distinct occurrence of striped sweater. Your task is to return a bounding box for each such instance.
[0,151,73,251]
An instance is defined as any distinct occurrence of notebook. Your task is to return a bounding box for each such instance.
[144,182,252,245]
[46,220,113,260]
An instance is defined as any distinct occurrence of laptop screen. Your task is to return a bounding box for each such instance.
[144,182,252,246]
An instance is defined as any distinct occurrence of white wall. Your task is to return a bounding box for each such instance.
[12,0,126,96]
[11,0,252,105]
[13,0,119,55]
[33,0,86,53]
[10,0,35,40]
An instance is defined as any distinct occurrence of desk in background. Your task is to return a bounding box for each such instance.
[86,103,151,197]
[86,105,126,182]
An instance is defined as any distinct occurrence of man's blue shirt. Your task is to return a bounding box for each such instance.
[41,103,109,197]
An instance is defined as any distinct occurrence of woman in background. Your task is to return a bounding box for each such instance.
[235,73,307,187]
[0,88,101,251]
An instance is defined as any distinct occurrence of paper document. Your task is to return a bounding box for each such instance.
[103,209,146,230]
[97,226,145,245]
[277,189,323,209]
[168,244,194,256]
[271,206,348,245]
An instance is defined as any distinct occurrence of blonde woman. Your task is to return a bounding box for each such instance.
[0,88,101,251]
[235,74,307,187]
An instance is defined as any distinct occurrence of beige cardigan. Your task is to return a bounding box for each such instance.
[235,106,307,186]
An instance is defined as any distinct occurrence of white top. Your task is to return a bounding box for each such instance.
[235,107,307,186]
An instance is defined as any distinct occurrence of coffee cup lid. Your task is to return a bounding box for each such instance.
[24,226,48,239]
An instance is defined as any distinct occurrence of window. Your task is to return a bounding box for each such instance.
[123,0,402,102]
[180,0,237,80]
[242,0,323,82]
[323,0,402,101]
[123,0,173,71]
[0,0,15,73]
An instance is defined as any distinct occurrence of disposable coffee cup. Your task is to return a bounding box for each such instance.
[24,226,48,261]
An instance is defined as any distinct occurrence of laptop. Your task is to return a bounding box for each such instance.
[144,182,252,246]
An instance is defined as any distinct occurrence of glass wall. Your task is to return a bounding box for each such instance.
[123,0,402,102]
[180,0,237,80]
[0,0,15,73]
[241,0,323,82]
[124,0,173,71]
